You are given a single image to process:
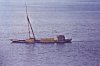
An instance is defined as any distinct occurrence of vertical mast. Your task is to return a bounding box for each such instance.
[25,3,36,40]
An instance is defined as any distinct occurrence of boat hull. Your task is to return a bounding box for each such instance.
[10,39,72,44]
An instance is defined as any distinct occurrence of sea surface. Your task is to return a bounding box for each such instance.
[0,0,100,66]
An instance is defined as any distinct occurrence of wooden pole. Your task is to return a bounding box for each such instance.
[25,3,36,40]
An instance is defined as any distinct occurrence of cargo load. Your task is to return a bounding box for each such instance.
[25,38,35,43]
[40,38,55,43]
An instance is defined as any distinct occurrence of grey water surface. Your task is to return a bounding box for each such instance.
[0,0,100,66]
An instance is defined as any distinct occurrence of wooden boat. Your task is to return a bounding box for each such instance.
[11,36,72,43]
[11,4,72,44]
[11,38,72,44]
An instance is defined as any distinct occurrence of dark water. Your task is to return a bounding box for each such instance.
[0,0,100,66]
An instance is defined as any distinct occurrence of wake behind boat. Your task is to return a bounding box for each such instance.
[10,4,72,44]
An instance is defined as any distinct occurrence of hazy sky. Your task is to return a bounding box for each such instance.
[0,0,100,12]
[0,0,100,3]
[0,0,100,6]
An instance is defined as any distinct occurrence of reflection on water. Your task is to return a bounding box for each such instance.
[0,0,100,66]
